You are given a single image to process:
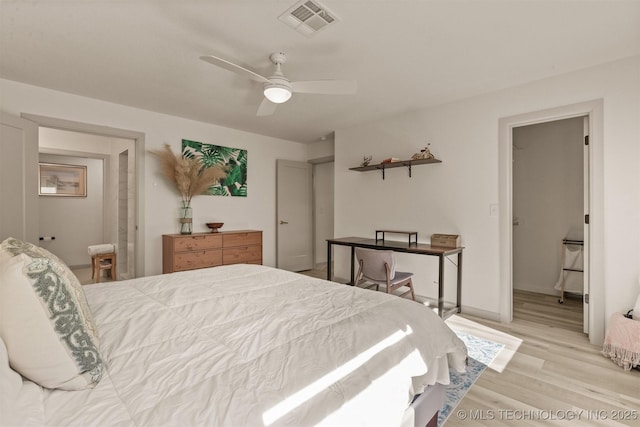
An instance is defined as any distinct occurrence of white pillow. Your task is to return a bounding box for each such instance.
[0,237,103,390]
[0,335,22,417]
[0,336,44,426]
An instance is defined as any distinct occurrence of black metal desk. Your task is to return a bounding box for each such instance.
[327,237,464,318]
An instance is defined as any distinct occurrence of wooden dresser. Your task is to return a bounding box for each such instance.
[162,230,262,273]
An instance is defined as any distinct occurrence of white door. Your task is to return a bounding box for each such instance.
[0,112,38,244]
[276,159,312,271]
[583,117,590,334]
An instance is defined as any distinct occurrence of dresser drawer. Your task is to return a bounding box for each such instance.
[223,245,262,265]
[173,249,222,272]
[223,232,261,248]
[173,234,222,252]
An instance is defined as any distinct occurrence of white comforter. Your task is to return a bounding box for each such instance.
[39,264,466,426]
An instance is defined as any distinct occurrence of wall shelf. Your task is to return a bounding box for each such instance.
[349,158,442,179]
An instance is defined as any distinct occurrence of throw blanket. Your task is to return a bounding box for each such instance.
[602,313,640,370]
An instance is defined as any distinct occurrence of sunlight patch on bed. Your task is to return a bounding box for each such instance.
[262,326,414,425]
[317,349,426,426]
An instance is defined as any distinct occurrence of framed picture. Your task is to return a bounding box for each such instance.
[182,139,248,197]
[38,163,87,197]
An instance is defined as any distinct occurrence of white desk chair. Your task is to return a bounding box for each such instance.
[355,247,416,301]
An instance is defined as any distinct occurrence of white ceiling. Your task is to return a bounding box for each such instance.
[1,1,639,143]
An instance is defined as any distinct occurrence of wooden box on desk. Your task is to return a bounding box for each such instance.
[431,234,460,248]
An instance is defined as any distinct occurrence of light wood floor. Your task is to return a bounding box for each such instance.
[71,266,114,285]
[448,290,640,426]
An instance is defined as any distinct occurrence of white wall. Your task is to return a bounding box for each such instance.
[38,153,104,267]
[0,78,309,275]
[335,55,640,331]
[512,117,584,295]
[308,139,335,160]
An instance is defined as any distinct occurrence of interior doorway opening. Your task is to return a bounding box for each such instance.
[498,99,604,345]
[511,116,587,333]
[38,127,136,281]
[22,113,146,281]
[311,157,334,273]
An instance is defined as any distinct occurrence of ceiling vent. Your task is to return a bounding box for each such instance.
[278,0,340,37]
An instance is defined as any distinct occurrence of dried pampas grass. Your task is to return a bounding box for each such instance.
[152,144,227,205]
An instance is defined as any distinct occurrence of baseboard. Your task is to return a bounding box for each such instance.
[513,283,560,296]
[314,262,328,270]
[459,305,501,322]
[69,264,91,270]
[414,295,502,322]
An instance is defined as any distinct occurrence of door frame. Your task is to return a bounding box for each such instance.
[498,99,604,345]
[309,155,335,270]
[0,112,39,244]
[21,113,146,278]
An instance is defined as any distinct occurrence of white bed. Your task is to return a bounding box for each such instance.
[2,263,467,426]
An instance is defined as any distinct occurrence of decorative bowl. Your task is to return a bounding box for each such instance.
[206,222,224,233]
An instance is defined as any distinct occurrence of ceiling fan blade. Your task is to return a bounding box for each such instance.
[291,80,357,95]
[200,55,271,84]
[256,98,278,116]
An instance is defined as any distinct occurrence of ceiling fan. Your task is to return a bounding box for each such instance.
[200,52,357,116]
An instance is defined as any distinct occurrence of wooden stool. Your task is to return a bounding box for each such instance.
[88,244,117,283]
[91,252,116,283]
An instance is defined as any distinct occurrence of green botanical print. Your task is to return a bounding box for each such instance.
[182,139,248,197]
[2,238,103,384]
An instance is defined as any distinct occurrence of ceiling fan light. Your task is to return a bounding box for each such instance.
[264,86,292,104]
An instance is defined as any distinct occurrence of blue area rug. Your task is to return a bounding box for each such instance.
[438,332,505,426]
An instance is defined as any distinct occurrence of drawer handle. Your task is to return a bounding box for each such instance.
[192,236,205,240]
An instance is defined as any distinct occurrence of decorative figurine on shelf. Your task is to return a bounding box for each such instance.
[423,143,435,159]
[361,155,373,167]
[411,143,435,160]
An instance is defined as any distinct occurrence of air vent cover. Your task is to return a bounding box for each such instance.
[279,0,340,37]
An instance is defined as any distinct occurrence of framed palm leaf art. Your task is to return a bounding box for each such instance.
[182,139,247,197]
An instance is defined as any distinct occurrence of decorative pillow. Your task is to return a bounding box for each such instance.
[0,335,22,418]
[0,336,45,425]
[0,237,102,390]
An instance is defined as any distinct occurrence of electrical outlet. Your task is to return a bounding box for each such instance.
[489,204,499,217]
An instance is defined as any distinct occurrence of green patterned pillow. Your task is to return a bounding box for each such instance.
[0,238,103,390]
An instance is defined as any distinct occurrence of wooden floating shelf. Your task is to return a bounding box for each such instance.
[349,158,442,179]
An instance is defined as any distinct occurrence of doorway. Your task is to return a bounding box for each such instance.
[22,113,146,280]
[511,117,586,332]
[311,158,334,273]
[498,99,605,345]
[38,127,137,281]
[276,157,334,275]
